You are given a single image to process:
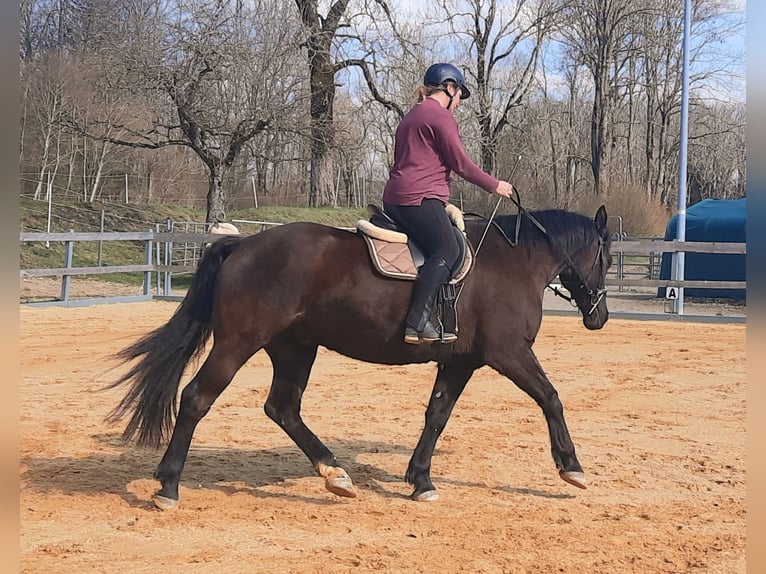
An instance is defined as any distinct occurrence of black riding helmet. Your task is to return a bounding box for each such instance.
[423,63,471,99]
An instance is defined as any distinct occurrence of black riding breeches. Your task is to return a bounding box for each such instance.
[383,198,460,331]
[383,198,461,272]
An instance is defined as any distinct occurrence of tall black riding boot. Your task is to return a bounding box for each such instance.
[403,257,457,344]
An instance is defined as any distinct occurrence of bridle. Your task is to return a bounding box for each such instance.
[466,188,608,317]
[549,236,608,316]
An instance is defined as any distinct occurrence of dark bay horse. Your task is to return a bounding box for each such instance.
[107,205,612,509]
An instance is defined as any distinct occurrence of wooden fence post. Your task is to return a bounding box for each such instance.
[98,208,105,266]
[60,230,75,301]
[143,231,152,296]
[164,218,173,296]
[154,224,161,295]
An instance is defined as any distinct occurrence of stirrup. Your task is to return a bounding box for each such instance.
[404,330,440,344]
[439,330,458,344]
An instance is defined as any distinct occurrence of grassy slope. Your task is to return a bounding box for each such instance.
[20,197,367,285]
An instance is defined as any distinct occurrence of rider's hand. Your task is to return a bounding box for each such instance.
[494,181,514,198]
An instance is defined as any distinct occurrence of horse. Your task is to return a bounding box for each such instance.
[107,205,612,510]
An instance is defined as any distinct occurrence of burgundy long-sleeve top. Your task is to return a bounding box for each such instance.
[383,97,499,206]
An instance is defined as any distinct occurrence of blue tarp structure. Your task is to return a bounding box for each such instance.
[659,198,746,300]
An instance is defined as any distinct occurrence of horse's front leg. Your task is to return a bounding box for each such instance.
[491,347,587,489]
[406,361,477,501]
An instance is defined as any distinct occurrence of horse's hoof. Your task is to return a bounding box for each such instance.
[325,474,357,498]
[317,463,357,498]
[559,470,588,489]
[412,489,439,502]
[153,494,179,511]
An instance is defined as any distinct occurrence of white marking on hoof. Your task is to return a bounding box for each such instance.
[412,489,439,502]
[317,463,357,498]
[559,470,588,489]
[153,494,179,511]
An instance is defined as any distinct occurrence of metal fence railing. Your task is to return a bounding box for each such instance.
[20,228,746,308]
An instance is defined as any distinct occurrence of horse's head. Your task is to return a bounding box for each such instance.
[558,205,612,330]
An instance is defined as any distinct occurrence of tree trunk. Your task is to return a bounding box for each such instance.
[307,53,336,207]
[548,118,559,204]
[65,136,75,196]
[146,165,153,202]
[590,74,607,196]
[206,166,227,223]
[33,125,53,200]
[644,88,656,200]
[566,157,577,208]
[87,141,110,202]
[479,113,495,174]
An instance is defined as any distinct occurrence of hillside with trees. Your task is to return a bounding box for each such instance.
[20,0,745,235]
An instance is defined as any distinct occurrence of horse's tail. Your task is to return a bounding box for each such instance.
[105,236,243,447]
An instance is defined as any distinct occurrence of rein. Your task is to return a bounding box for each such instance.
[457,187,546,306]
[465,187,547,253]
[463,189,606,316]
[469,155,547,252]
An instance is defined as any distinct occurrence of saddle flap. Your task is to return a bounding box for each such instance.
[365,238,420,278]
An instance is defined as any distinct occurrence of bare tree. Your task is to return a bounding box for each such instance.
[434,0,566,175]
[688,100,745,202]
[633,0,744,206]
[20,0,72,197]
[293,0,409,206]
[19,0,745,217]
[60,0,304,222]
[294,0,350,207]
[530,52,591,208]
[21,58,67,199]
[557,0,648,197]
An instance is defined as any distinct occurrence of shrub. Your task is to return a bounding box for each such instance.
[575,186,670,238]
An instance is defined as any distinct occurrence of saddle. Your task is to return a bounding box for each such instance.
[356,204,473,283]
[356,203,473,339]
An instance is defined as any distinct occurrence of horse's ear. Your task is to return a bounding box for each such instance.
[594,205,608,230]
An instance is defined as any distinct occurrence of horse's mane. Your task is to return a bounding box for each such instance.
[483,209,600,258]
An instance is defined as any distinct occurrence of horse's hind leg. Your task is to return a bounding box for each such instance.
[263,336,356,498]
[153,342,253,510]
[492,347,587,489]
[406,361,477,501]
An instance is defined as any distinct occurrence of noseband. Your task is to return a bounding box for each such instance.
[550,237,607,316]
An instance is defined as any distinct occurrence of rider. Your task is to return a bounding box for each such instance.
[383,62,514,345]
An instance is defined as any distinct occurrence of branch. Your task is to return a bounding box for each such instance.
[688,127,743,142]
[338,58,405,119]
[61,118,191,151]
[325,0,352,32]
[225,118,269,167]
[493,33,544,139]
